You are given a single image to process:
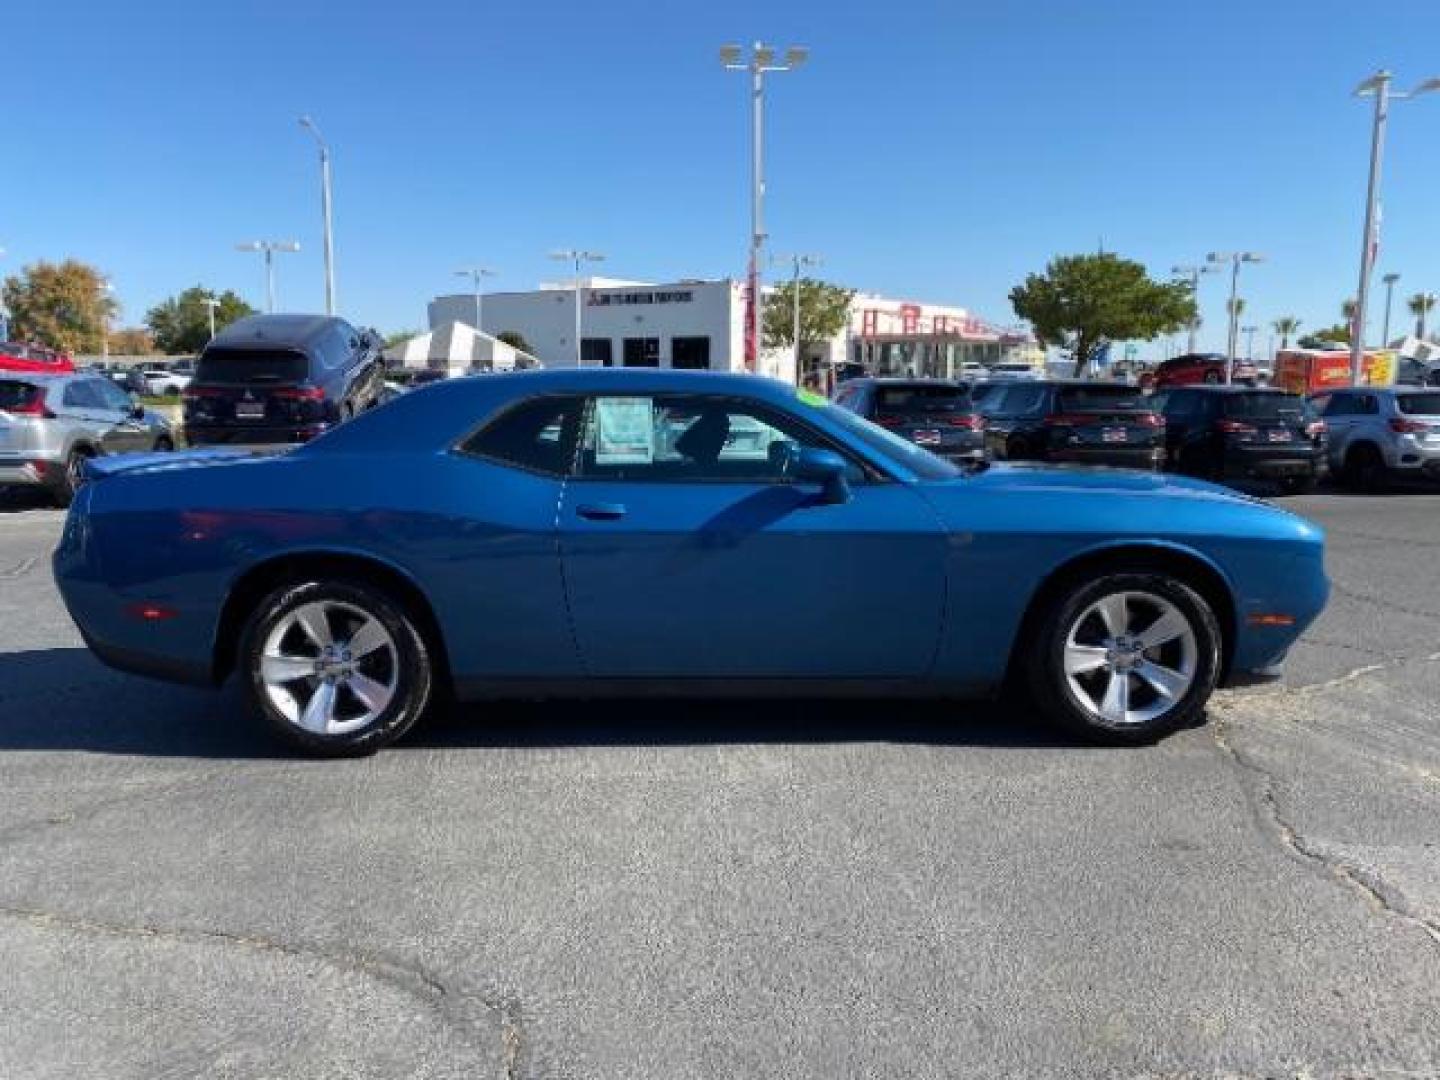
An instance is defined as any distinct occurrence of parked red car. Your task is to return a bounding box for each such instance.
[1146,352,1257,389]
[0,341,75,375]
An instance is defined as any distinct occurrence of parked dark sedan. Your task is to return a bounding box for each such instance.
[978,381,1165,469]
[832,377,985,462]
[1152,387,1327,494]
[183,314,385,446]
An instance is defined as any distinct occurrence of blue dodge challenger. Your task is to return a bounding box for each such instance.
[53,369,1328,756]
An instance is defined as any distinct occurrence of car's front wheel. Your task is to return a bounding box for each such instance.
[238,580,434,756]
[1028,573,1221,744]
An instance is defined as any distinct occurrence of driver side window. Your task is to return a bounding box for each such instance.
[576,395,856,483]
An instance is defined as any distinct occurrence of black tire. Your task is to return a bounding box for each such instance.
[52,447,92,508]
[1027,572,1222,745]
[1007,436,1030,460]
[153,436,174,452]
[238,579,434,757]
[1342,443,1387,492]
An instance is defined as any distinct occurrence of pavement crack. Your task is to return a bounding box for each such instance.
[1234,650,1440,702]
[0,555,40,580]
[1327,578,1440,623]
[0,902,526,1069]
[1211,711,1440,951]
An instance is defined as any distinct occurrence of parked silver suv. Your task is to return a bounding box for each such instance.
[1310,387,1440,489]
[0,372,174,505]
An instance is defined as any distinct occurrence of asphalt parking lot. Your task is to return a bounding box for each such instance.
[2,484,1439,1079]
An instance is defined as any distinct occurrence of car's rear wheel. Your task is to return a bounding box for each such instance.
[1027,573,1221,744]
[1343,443,1387,492]
[53,447,92,508]
[238,580,433,757]
[153,435,174,452]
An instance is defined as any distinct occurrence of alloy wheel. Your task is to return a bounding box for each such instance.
[1062,590,1198,727]
[259,600,399,735]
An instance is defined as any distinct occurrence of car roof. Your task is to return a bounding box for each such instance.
[849,377,966,387]
[1168,385,1295,395]
[208,313,349,350]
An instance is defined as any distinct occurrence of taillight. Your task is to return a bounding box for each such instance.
[7,389,54,418]
[948,413,986,430]
[1305,420,1327,438]
[1216,419,1255,434]
[272,386,325,401]
[1137,413,1166,428]
[1042,414,1094,427]
[1390,417,1428,434]
[875,414,903,427]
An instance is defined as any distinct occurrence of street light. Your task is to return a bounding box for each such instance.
[298,116,336,316]
[548,250,605,366]
[1349,70,1440,385]
[1207,251,1264,383]
[1381,272,1401,346]
[772,252,821,383]
[721,41,808,371]
[454,266,498,335]
[1171,263,1220,354]
[236,240,301,313]
[201,296,221,341]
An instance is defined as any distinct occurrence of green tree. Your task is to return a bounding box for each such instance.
[145,287,255,354]
[496,330,534,354]
[1298,324,1351,349]
[1341,298,1358,323]
[762,278,856,352]
[1226,297,1246,319]
[1,259,118,354]
[384,329,422,348]
[1272,316,1301,350]
[1009,253,1194,377]
[1408,292,1437,339]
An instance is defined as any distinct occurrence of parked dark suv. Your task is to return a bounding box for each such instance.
[832,377,985,462]
[184,314,385,446]
[1152,386,1327,493]
[977,381,1165,469]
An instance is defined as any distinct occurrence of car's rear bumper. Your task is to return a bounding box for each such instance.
[185,423,330,446]
[1221,450,1327,479]
[1046,446,1164,470]
[0,459,54,487]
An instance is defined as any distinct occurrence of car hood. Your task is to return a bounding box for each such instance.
[940,462,1258,505]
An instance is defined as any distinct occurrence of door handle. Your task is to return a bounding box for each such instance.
[576,503,627,521]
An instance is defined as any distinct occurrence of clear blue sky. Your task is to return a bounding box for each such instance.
[5,0,1439,353]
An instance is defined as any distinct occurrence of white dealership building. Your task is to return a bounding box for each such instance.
[427,275,1036,384]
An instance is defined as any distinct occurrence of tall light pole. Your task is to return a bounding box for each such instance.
[201,296,221,341]
[1207,251,1264,383]
[454,266,497,334]
[1381,272,1401,346]
[1172,263,1219,354]
[549,250,605,366]
[773,252,821,383]
[721,41,808,372]
[298,116,336,316]
[236,240,301,313]
[1350,72,1440,385]
[1242,324,1258,361]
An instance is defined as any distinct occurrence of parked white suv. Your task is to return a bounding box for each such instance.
[1310,387,1440,489]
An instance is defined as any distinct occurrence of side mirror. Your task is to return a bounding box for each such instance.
[793,447,851,505]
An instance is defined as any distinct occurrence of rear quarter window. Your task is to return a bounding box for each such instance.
[0,380,41,410]
[1396,393,1440,416]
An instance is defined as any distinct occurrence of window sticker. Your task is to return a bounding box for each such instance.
[594,397,655,464]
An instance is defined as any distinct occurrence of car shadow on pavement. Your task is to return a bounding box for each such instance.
[1,648,1087,758]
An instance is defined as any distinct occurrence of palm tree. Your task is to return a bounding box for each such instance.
[1226,297,1246,318]
[1409,292,1437,339]
[1341,298,1358,323]
[1272,316,1301,350]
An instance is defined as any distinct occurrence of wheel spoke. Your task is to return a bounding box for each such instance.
[260,653,315,685]
[1135,660,1189,702]
[294,604,333,649]
[1138,608,1189,650]
[346,617,390,660]
[1064,643,1109,675]
[299,680,338,734]
[345,672,393,715]
[1099,670,1130,723]
[1096,593,1129,637]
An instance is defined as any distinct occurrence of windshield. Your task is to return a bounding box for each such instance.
[1056,386,1149,411]
[195,348,308,385]
[816,396,961,479]
[1222,392,1306,419]
[875,385,972,413]
[1397,393,1440,416]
